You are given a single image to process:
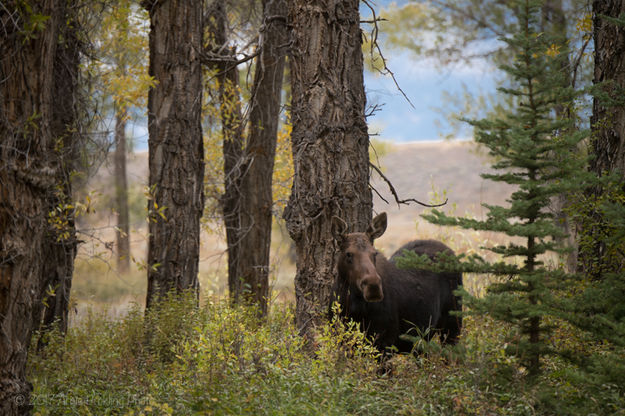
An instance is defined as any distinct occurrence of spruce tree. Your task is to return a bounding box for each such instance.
[397,0,589,376]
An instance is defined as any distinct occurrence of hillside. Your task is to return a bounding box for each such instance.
[371,140,515,253]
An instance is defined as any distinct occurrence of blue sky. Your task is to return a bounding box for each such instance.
[360,0,499,143]
[363,52,498,142]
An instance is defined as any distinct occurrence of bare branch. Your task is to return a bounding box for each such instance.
[370,162,448,208]
[571,35,591,90]
[370,181,390,205]
[200,48,261,75]
[361,0,415,109]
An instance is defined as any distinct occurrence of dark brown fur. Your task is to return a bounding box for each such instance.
[331,213,462,354]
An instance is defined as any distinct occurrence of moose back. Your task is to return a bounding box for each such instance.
[331,213,462,354]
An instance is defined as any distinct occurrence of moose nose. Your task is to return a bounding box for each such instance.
[361,275,383,302]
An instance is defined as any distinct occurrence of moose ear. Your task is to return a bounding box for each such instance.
[332,216,348,245]
[366,212,387,242]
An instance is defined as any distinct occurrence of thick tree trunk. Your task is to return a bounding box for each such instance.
[0,1,73,413]
[591,0,625,178]
[36,2,80,338]
[144,0,204,308]
[580,0,625,279]
[114,109,131,274]
[234,0,288,315]
[284,0,373,337]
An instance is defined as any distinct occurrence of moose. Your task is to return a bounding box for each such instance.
[331,212,462,354]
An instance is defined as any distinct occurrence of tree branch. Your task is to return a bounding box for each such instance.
[370,162,448,208]
[361,0,415,109]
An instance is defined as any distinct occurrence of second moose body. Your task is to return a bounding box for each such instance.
[332,213,462,354]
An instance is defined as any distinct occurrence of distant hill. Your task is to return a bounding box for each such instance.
[89,139,515,252]
[371,140,516,253]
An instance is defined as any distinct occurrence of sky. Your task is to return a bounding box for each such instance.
[360,0,499,143]
[363,51,498,142]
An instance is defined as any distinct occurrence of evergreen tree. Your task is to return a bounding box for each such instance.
[567,197,625,389]
[397,0,589,376]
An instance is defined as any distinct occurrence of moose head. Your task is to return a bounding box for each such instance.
[333,213,388,302]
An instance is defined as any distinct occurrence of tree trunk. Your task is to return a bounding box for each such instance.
[579,0,625,279]
[144,0,204,309]
[284,0,373,338]
[205,2,246,304]
[591,0,625,178]
[234,0,288,315]
[36,1,80,339]
[0,1,73,413]
[114,109,131,274]
[220,63,245,301]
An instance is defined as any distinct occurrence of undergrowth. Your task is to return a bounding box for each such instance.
[28,294,625,415]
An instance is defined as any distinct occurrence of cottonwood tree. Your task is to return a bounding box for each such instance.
[204,0,288,315]
[230,0,288,314]
[564,2,625,386]
[591,1,625,179]
[204,1,246,308]
[0,1,80,413]
[284,0,373,337]
[143,0,205,308]
[34,5,82,339]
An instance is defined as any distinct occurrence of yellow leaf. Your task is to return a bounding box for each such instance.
[545,44,560,58]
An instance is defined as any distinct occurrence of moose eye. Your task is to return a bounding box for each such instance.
[345,252,353,263]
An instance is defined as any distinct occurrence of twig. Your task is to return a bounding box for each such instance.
[370,182,390,205]
[571,35,591,90]
[200,48,261,76]
[370,162,448,208]
[361,0,415,109]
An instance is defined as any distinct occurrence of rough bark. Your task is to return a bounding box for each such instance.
[579,0,625,279]
[37,0,80,338]
[284,0,373,338]
[234,0,288,315]
[591,0,625,178]
[144,0,204,308]
[0,1,74,413]
[114,109,130,274]
[220,67,245,303]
